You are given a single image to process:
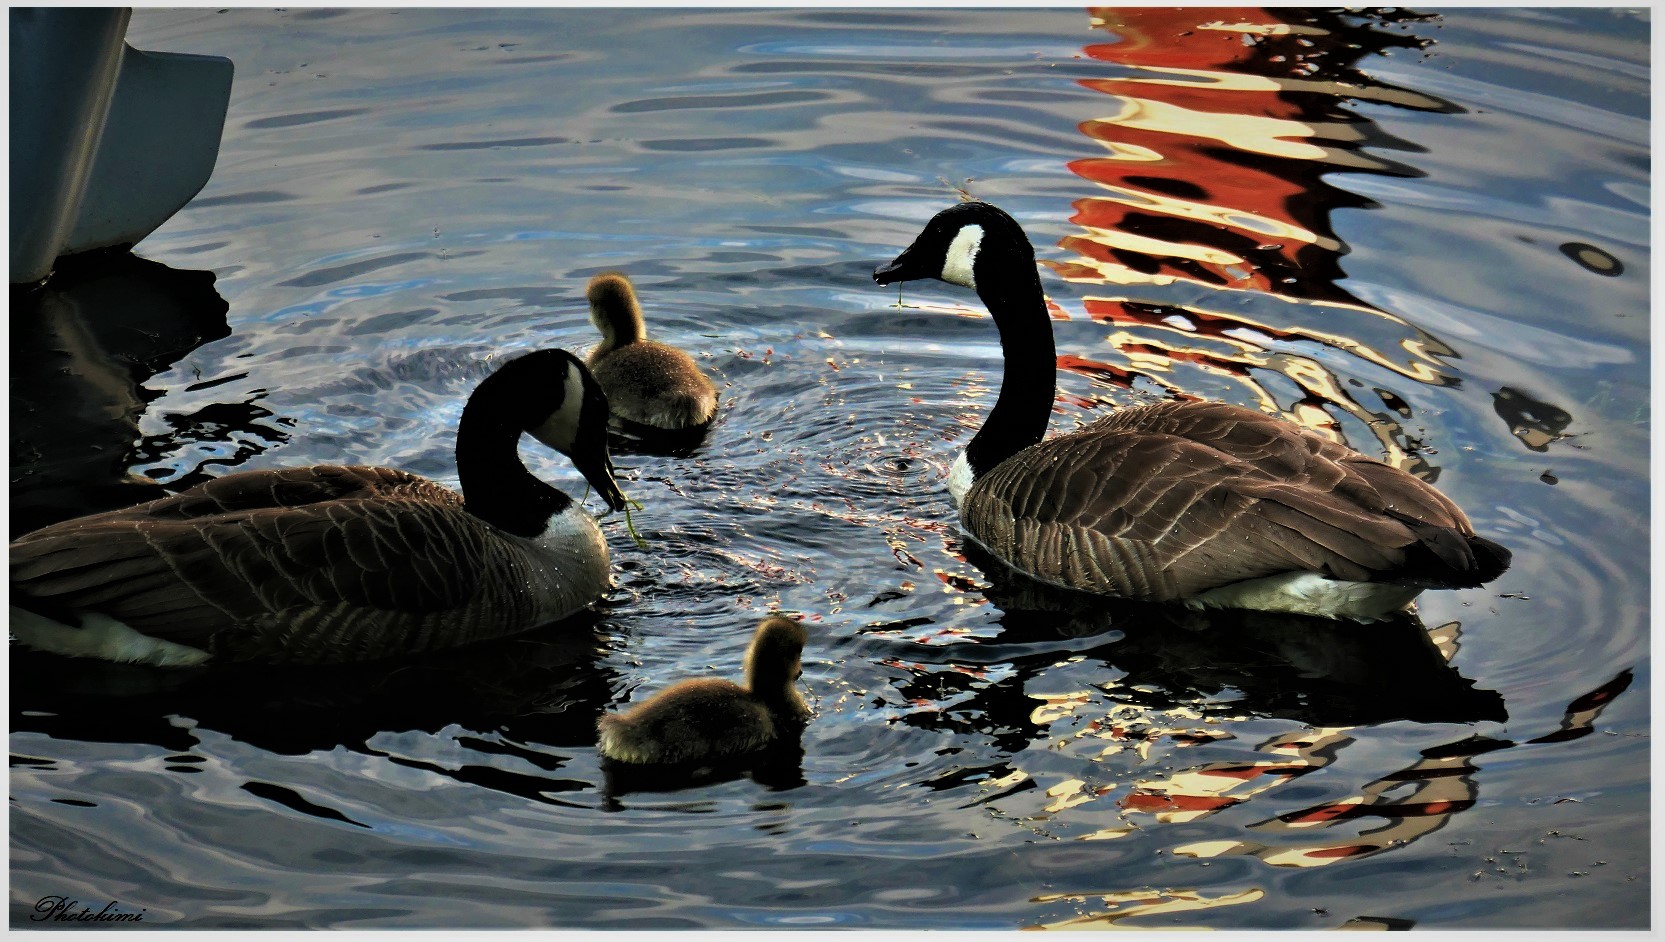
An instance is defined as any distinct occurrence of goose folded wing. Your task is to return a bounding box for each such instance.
[1098,399,1399,487]
[963,425,1453,600]
[10,492,489,649]
[132,465,421,519]
[1106,399,1478,530]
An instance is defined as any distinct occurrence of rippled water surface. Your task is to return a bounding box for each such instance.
[10,7,1649,930]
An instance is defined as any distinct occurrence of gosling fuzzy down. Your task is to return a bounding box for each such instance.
[597,615,810,765]
[585,271,719,432]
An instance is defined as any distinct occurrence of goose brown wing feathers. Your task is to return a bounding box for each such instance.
[10,466,504,657]
[134,465,404,517]
[961,400,1492,599]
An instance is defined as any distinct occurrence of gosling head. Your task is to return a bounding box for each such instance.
[478,349,628,513]
[586,271,646,349]
[873,200,1033,292]
[743,614,810,718]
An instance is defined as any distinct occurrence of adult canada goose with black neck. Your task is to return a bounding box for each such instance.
[585,271,719,437]
[874,201,1509,621]
[10,349,629,666]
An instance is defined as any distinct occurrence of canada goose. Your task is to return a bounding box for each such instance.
[873,201,1510,620]
[597,615,810,765]
[10,348,630,667]
[585,271,719,435]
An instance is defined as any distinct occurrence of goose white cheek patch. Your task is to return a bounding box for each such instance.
[942,225,983,289]
[532,367,588,451]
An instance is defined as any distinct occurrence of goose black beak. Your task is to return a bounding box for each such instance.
[576,453,629,514]
[874,247,926,285]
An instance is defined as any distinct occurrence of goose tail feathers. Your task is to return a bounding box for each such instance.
[1390,515,1512,588]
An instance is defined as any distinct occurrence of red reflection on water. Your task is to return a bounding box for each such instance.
[1161,667,1634,868]
[1062,7,1444,306]
[1123,791,1243,814]
[1048,8,1464,471]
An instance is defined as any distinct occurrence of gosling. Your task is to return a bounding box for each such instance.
[597,615,810,765]
[584,271,719,434]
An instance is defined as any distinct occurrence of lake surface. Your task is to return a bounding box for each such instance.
[9,7,1649,931]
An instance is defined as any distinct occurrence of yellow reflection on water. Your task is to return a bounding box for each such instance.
[1030,887,1266,930]
[1085,96,1339,162]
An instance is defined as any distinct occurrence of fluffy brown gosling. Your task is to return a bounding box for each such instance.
[585,271,719,432]
[597,615,810,765]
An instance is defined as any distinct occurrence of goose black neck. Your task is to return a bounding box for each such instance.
[455,389,572,538]
[966,256,1055,478]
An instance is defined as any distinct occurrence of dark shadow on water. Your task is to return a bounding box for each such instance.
[9,250,232,537]
[868,542,1506,750]
[8,608,621,763]
[1492,385,1575,452]
[1524,668,1632,744]
[599,735,808,808]
[607,414,716,458]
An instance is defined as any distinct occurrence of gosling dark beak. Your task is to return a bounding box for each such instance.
[873,246,927,286]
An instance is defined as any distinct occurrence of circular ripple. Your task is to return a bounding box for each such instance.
[865,454,943,480]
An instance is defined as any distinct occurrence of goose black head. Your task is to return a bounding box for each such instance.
[499,349,629,513]
[873,200,1033,292]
